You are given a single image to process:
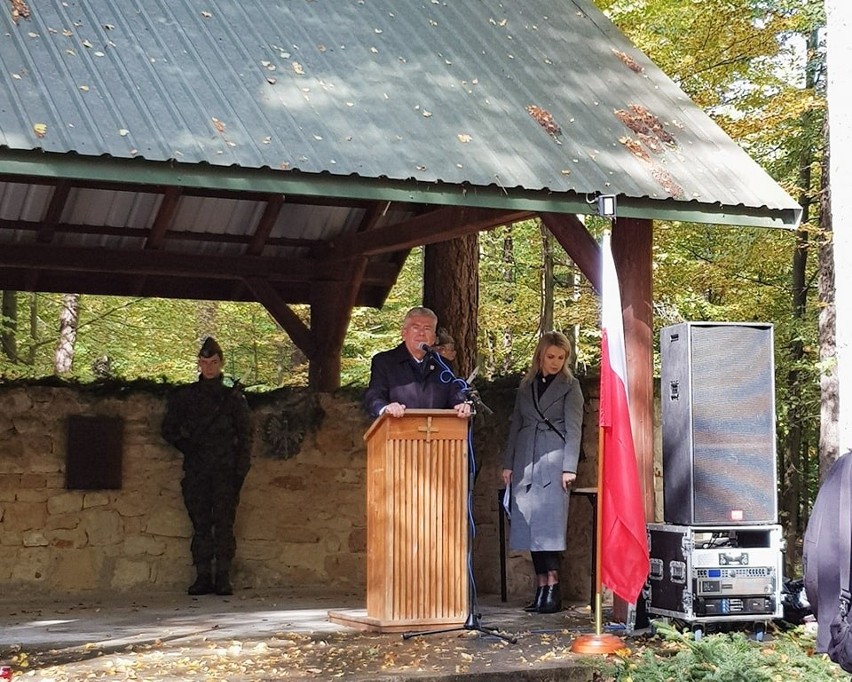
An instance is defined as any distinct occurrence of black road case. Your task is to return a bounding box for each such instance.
[645,523,784,638]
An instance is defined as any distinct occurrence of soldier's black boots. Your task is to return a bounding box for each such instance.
[188,567,214,595]
[537,583,562,614]
[523,586,545,612]
[214,570,233,596]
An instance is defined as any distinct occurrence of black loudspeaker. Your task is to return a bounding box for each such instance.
[661,322,777,525]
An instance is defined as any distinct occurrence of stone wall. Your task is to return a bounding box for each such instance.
[0,379,661,600]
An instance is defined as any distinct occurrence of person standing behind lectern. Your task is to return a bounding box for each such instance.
[501,331,584,614]
[364,306,471,419]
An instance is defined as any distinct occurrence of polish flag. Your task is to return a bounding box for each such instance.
[598,233,649,603]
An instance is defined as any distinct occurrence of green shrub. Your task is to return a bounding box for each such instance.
[592,620,846,681]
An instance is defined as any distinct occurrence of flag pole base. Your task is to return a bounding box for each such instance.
[570,632,626,654]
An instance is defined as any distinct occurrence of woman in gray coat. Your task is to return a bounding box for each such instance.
[501,331,584,614]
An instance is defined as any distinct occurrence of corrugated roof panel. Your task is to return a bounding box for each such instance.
[0,0,799,222]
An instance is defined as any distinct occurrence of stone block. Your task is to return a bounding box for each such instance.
[51,550,99,591]
[269,474,307,491]
[0,390,33,414]
[239,540,281,562]
[11,547,51,583]
[19,473,47,488]
[348,526,367,552]
[145,507,191,538]
[0,473,21,491]
[112,558,152,589]
[48,492,84,515]
[45,527,88,549]
[82,509,124,546]
[277,543,326,573]
[123,535,166,556]
[22,530,49,547]
[16,488,49,503]
[83,492,111,508]
[0,438,24,465]
[115,493,155,518]
[44,514,81,531]
[3,501,47,532]
[324,553,365,587]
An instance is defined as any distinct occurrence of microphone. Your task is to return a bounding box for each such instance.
[417,342,437,354]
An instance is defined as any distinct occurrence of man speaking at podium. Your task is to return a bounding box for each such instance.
[364,306,471,419]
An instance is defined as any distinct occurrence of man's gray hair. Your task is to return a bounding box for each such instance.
[403,307,438,325]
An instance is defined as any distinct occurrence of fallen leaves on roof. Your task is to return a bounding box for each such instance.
[615,104,683,198]
[612,49,643,74]
[614,104,674,146]
[10,0,30,23]
[526,105,561,137]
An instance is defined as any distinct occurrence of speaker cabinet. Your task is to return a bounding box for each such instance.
[661,322,777,525]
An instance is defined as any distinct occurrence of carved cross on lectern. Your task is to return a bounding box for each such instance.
[417,416,439,441]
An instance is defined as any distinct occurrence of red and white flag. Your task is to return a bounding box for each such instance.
[599,233,649,604]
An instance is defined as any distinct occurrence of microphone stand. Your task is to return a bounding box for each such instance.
[402,351,516,644]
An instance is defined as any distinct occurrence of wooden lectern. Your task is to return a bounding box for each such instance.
[329,409,469,633]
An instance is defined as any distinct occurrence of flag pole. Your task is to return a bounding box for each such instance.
[593,425,605,636]
[570,429,625,654]
[571,232,627,655]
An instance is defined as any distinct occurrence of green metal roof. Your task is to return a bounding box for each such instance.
[0,0,801,229]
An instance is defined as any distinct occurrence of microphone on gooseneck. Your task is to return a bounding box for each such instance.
[418,342,437,354]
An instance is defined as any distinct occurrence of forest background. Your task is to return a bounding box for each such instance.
[0,0,829,558]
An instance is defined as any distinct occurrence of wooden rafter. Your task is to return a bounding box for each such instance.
[246,194,285,256]
[326,206,534,258]
[0,242,398,284]
[36,180,71,244]
[145,187,182,250]
[539,212,602,292]
[243,277,314,357]
[1,216,318,249]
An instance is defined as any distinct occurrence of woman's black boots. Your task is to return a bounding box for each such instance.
[523,586,545,612]
[537,583,562,614]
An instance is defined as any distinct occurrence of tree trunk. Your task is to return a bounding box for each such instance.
[54,293,80,375]
[819,112,839,480]
[197,301,219,349]
[499,228,515,375]
[423,234,479,378]
[26,292,38,365]
[782,26,819,567]
[540,222,554,334]
[1,290,18,362]
[827,0,852,458]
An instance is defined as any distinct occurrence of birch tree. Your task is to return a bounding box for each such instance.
[54,293,79,375]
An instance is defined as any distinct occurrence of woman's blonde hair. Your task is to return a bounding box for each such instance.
[521,331,574,385]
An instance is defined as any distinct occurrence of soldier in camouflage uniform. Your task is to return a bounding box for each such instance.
[161,337,252,596]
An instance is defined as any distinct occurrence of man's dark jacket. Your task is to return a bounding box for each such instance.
[363,343,466,418]
[804,451,852,652]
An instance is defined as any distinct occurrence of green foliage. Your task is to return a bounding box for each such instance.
[593,621,847,681]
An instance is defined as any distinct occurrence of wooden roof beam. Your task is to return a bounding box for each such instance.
[244,277,315,358]
[539,212,602,293]
[36,181,71,244]
[326,206,534,258]
[246,194,285,256]
[145,187,182,250]
[0,242,398,285]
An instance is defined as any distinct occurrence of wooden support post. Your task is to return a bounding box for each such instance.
[610,217,654,626]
